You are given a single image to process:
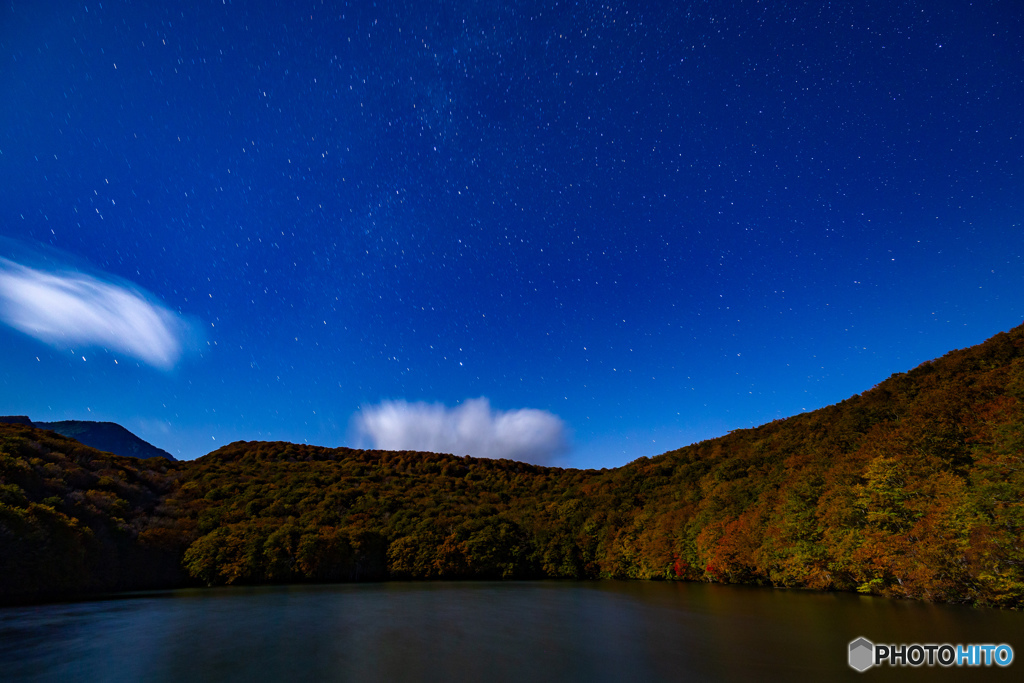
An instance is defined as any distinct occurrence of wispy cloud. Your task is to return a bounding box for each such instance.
[0,256,195,370]
[354,398,569,465]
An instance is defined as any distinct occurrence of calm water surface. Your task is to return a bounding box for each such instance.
[1,581,1021,682]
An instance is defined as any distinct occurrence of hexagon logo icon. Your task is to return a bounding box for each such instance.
[849,637,874,672]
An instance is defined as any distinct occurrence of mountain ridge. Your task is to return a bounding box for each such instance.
[0,417,175,461]
[2,322,1023,607]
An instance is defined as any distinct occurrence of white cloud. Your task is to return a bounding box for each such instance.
[354,398,569,465]
[0,256,193,370]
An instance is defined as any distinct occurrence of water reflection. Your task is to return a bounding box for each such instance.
[1,582,1020,682]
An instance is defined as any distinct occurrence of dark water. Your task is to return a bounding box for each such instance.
[1,581,1021,682]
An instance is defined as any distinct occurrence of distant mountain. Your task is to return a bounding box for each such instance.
[0,417,176,461]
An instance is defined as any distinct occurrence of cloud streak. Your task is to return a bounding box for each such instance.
[0,256,194,370]
[354,398,569,465]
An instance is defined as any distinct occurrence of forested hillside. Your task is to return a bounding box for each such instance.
[0,425,186,603]
[3,324,1023,607]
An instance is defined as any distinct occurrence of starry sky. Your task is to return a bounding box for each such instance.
[1,0,1022,467]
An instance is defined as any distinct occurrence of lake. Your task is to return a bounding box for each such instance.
[1,581,1020,681]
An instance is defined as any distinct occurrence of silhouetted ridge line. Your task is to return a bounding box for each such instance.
[0,417,177,461]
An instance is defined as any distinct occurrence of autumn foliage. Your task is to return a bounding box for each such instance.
[3,324,1024,607]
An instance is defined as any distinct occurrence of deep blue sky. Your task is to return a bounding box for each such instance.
[1,0,1022,467]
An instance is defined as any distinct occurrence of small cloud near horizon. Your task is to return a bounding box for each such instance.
[0,252,198,370]
[353,398,569,465]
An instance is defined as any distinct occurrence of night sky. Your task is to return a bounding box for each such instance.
[1,1,1022,467]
